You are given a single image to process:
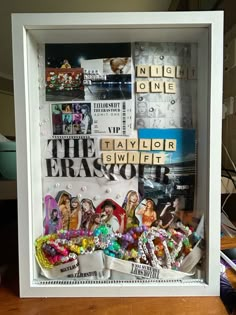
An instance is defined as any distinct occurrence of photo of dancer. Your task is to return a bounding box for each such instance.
[53,124,63,135]
[96,199,126,233]
[80,198,96,229]
[80,104,93,134]
[55,191,72,231]
[135,198,157,228]
[43,195,62,235]
[122,190,140,229]
[73,113,82,124]
[69,197,82,230]
[62,103,72,113]
[136,101,148,118]
[63,124,72,135]
[52,104,62,114]
[62,114,72,125]
[58,195,71,230]
[159,195,186,229]
[73,103,81,113]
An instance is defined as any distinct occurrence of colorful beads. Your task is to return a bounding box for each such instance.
[57,228,93,239]
[69,244,81,254]
[35,221,195,272]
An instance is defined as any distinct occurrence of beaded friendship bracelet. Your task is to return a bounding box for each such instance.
[35,221,197,271]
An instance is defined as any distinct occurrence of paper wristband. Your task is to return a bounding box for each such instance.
[67,269,111,280]
[36,252,111,280]
[179,240,203,273]
[105,255,193,280]
[105,255,160,279]
[78,250,105,273]
[39,258,80,279]
[110,270,137,281]
[36,253,193,280]
[39,260,110,280]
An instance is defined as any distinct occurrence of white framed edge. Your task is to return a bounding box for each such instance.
[11,11,224,297]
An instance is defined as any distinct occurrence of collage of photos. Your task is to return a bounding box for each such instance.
[44,192,127,235]
[137,128,195,224]
[135,97,192,129]
[39,186,202,281]
[46,66,84,101]
[45,43,132,102]
[52,102,93,135]
[134,42,196,129]
[37,40,201,282]
[43,190,193,237]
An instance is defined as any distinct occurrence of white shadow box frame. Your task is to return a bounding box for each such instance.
[11,12,223,297]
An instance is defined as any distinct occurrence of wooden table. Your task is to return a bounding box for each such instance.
[0,214,232,314]
[221,236,236,250]
[0,264,229,315]
[0,288,229,315]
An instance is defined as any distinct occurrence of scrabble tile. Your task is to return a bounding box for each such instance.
[153,153,166,165]
[152,139,164,151]
[102,152,115,164]
[140,152,153,164]
[150,80,164,93]
[114,138,126,150]
[101,138,114,151]
[136,80,150,93]
[139,139,151,150]
[163,65,175,78]
[150,65,163,77]
[164,81,176,94]
[176,65,187,79]
[165,139,177,151]
[115,152,128,164]
[188,65,197,79]
[136,65,149,77]
[127,138,139,150]
[128,151,140,164]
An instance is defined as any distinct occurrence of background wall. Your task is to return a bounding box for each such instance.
[0,0,171,138]
[0,92,15,137]
[0,0,171,79]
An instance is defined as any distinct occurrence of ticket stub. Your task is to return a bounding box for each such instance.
[51,100,133,136]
